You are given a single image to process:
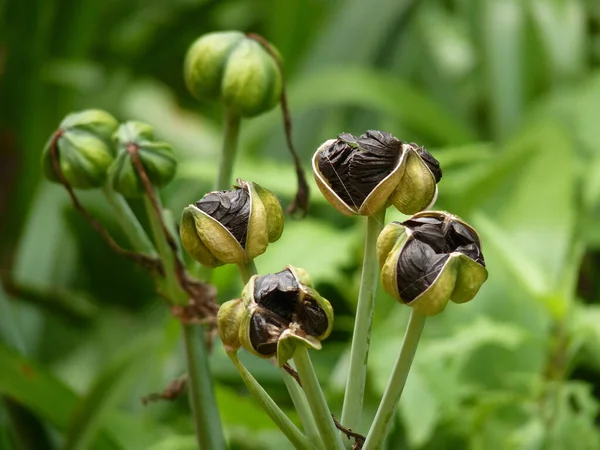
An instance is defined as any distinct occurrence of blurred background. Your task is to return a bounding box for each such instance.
[2,0,600,449]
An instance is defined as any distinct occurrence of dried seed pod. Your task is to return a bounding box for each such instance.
[184,31,282,118]
[312,131,441,216]
[109,121,177,197]
[42,109,119,189]
[217,298,246,352]
[377,211,487,315]
[238,266,333,366]
[180,180,284,267]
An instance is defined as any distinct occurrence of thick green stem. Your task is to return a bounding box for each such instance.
[362,310,427,450]
[215,111,242,191]
[183,324,226,450]
[237,260,258,284]
[294,346,344,450]
[102,185,156,256]
[340,209,386,436]
[142,194,187,305]
[143,192,224,449]
[281,368,324,450]
[228,352,312,450]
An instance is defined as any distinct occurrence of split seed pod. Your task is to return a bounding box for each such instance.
[184,31,282,118]
[237,266,333,366]
[109,121,177,197]
[42,109,119,189]
[180,180,284,267]
[312,131,442,216]
[377,211,488,316]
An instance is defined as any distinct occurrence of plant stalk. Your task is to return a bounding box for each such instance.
[228,352,313,450]
[102,185,156,256]
[340,208,386,436]
[215,110,242,191]
[294,346,344,450]
[143,193,225,450]
[142,194,187,304]
[362,310,427,450]
[281,368,324,450]
[183,324,226,450]
[237,260,258,284]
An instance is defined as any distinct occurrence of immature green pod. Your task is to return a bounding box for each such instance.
[217,298,246,352]
[42,109,119,189]
[184,31,282,118]
[108,121,177,198]
[312,131,442,216]
[236,266,334,366]
[377,211,488,316]
[180,180,284,268]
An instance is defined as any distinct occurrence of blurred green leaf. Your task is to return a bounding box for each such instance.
[0,343,122,449]
[64,332,161,450]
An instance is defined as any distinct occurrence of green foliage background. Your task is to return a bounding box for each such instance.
[2,0,600,449]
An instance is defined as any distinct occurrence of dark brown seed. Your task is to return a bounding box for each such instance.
[195,186,251,247]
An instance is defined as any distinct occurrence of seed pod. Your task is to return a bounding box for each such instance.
[217,298,246,352]
[238,266,333,366]
[108,121,177,198]
[184,31,282,118]
[377,211,487,316]
[180,180,284,268]
[312,131,442,216]
[42,109,119,189]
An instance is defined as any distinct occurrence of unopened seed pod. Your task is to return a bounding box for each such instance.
[184,31,282,118]
[312,131,442,216]
[377,211,487,315]
[109,121,177,198]
[42,109,119,189]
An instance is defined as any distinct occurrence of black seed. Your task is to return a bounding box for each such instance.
[397,239,450,301]
[318,131,401,209]
[409,143,442,183]
[196,187,251,247]
[298,298,329,337]
[249,311,286,356]
[253,269,299,322]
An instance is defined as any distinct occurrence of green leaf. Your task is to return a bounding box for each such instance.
[398,368,439,447]
[64,332,161,450]
[287,67,476,146]
[528,0,586,82]
[0,342,122,450]
[482,0,525,139]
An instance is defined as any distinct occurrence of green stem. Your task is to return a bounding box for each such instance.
[281,368,324,450]
[102,185,156,256]
[228,352,313,450]
[183,324,227,450]
[142,194,186,305]
[362,310,427,450]
[340,209,386,436]
[293,346,344,450]
[237,260,258,284]
[143,192,225,450]
[215,110,242,191]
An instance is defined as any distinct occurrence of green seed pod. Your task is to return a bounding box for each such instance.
[108,121,177,198]
[238,266,334,366]
[184,31,282,118]
[217,298,246,352]
[180,180,284,268]
[42,109,119,189]
[312,131,442,216]
[377,211,488,316]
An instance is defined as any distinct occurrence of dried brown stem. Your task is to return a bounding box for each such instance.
[246,33,310,217]
[49,130,162,273]
[282,363,365,448]
[142,374,188,405]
